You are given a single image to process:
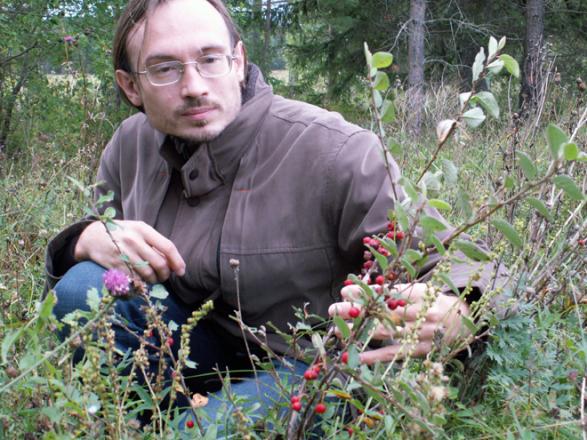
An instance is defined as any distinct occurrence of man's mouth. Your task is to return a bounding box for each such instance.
[180,106,217,121]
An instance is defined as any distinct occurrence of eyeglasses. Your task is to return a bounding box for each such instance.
[134,54,237,86]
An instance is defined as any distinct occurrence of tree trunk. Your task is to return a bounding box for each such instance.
[407,0,426,137]
[519,0,545,113]
[263,0,272,73]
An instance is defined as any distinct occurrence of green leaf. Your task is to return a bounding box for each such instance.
[491,218,523,249]
[39,290,56,320]
[472,91,499,119]
[527,197,553,222]
[373,90,382,108]
[438,273,459,295]
[486,59,504,75]
[87,288,101,311]
[400,176,419,201]
[545,124,569,158]
[2,328,22,365]
[347,344,360,369]
[563,142,579,161]
[374,71,390,91]
[488,36,498,59]
[420,215,447,233]
[442,159,458,185]
[168,320,179,332]
[96,191,115,206]
[405,249,424,263]
[516,151,537,180]
[311,333,326,357]
[400,257,416,279]
[363,42,372,67]
[429,199,451,211]
[428,235,446,256]
[379,237,398,258]
[185,359,198,369]
[472,47,485,82]
[387,138,402,157]
[499,54,520,78]
[150,284,169,300]
[459,92,471,111]
[367,245,389,273]
[462,315,479,334]
[103,207,116,220]
[454,239,491,262]
[553,175,585,201]
[395,203,410,233]
[334,316,351,340]
[498,36,506,51]
[372,51,393,69]
[462,107,486,128]
[380,99,395,123]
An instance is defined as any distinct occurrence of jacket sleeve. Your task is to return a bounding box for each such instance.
[329,129,509,311]
[44,128,124,291]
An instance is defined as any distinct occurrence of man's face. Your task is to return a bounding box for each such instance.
[117,0,245,143]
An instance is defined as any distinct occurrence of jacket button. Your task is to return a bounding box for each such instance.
[189,170,199,180]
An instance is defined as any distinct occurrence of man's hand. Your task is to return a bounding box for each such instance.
[328,283,471,365]
[74,220,185,283]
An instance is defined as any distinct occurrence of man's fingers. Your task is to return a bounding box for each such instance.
[359,341,432,365]
[340,285,363,301]
[136,222,186,276]
[328,301,362,319]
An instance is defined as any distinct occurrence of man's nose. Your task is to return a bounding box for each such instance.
[180,64,209,98]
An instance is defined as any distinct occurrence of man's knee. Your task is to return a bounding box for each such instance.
[52,261,107,320]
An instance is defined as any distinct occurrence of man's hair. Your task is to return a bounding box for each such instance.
[112,0,247,108]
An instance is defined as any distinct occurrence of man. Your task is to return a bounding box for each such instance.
[46,0,505,428]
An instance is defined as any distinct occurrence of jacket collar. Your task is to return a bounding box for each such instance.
[159,64,273,199]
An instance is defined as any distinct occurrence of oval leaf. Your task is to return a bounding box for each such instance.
[436,119,456,143]
[420,215,447,233]
[372,51,393,69]
[516,151,537,180]
[499,54,520,78]
[380,99,395,123]
[553,175,585,201]
[563,142,579,161]
[491,218,523,249]
[472,48,485,82]
[545,124,569,158]
[429,198,452,211]
[454,239,491,262]
[488,36,498,59]
[374,71,390,91]
[472,91,499,119]
[527,197,553,222]
[150,284,169,300]
[463,107,486,128]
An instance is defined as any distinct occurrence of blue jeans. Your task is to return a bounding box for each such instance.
[53,261,307,432]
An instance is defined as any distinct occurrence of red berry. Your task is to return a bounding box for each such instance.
[387,271,398,281]
[292,401,302,411]
[343,279,353,286]
[346,427,354,435]
[186,420,194,429]
[362,236,371,245]
[395,231,405,240]
[396,299,407,308]
[579,239,586,246]
[363,260,373,269]
[312,363,322,373]
[387,298,398,310]
[387,221,395,231]
[304,369,317,380]
[341,352,349,364]
[291,395,300,404]
[349,306,360,318]
[369,238,380,247]
[375,275,385,285]
[315,402,327,414]
[166,337,174,347]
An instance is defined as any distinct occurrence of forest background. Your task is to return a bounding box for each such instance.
[0,0,586,438]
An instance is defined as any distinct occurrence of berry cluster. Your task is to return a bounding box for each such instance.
[290,394,328,414]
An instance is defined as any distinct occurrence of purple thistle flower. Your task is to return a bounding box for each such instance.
[103,269,131,297]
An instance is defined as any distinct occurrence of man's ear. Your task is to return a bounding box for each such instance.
[115,70,143,107]
[233,41,246,83]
